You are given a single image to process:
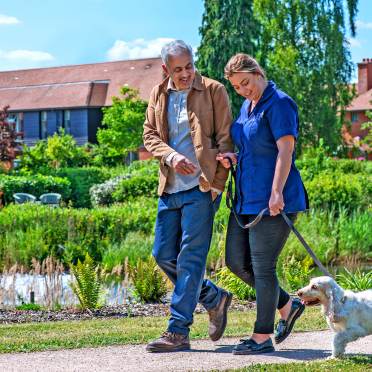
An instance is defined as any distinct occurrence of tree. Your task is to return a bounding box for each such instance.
[97,87,147,163]
[0,105,23,171]
[20,129,90,172]
[197,0,260,116]
[253,0,358,153]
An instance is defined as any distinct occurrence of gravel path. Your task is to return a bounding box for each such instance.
[0,331,371,372]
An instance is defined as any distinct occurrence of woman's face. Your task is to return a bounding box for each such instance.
[228,72,264,102]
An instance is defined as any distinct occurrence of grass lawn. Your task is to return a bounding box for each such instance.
[228,355,372,371]
[0,307,327,354]
[0,307,371,371]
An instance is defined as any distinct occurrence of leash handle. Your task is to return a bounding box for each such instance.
[224,156,267,229]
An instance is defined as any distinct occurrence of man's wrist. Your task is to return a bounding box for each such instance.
[211,187,222,195]
[165,151,178,167]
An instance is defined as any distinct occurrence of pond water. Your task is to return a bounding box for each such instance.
[0,273,131,307]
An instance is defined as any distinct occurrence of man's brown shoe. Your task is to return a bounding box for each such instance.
[146,331,190,353]
[208,291,233,341]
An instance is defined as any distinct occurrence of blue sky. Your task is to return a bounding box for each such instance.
[0,0,371,81]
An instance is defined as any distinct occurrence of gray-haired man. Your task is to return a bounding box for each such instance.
[143,40,233,352]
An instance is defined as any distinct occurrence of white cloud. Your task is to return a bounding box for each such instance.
[0,14,21,25]
[106,38,174,61]
[0,49,54,62]
[348,38,362,48]
[356,20,372,30]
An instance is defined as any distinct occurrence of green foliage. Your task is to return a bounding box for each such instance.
[337,268,372,292]
[102,231,154,272]
[15,303,42,311]
[98,87,147,163]
[112,174,158,201]
[70,253,101,310]
[296,140,370,180]
[90,160,158,206]
[129,256,167,303]
[0,198,157,268]
[216,266,256,300]
[360,110,372,152]
[253,0,357,153]
[197,0,259,116]
[0,174,71,204]
[20,129,91,172]
[54,167,109,208]
[305,172,370,211]
[280,209,372,266]
[281,256,314,293]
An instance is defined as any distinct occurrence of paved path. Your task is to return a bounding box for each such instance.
[0,331,371,372]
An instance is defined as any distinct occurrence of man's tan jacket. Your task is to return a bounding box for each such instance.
[143,72,233,196]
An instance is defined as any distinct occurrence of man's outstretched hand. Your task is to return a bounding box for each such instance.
[171,154,197,175]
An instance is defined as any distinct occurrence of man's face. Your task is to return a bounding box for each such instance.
[162,53,195,91]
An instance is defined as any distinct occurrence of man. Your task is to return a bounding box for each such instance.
[143,40,233,352]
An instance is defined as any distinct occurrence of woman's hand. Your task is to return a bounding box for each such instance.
[216,152,237,169]
[269,190,284,216]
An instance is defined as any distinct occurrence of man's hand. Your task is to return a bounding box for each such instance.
[211,190,219,201]
[171,154,197,175]
[216,152,237,169]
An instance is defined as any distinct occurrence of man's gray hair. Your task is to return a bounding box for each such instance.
[161,40,194,66]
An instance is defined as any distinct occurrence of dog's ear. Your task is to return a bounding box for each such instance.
[325,282,343,322]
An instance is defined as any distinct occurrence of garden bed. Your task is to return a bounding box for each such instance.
[0,300,256,324]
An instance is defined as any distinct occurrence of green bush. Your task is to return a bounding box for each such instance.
[304,171,371,211]
[70,253,101,310]
[113,174,158,201]
[90,159,159,207]
[279,209,372,267]
[337,268,372,291]
[215,266,256,300]
[15,303,42,311]
[281,255,314,293]
[102,231,154,272]
[19,130,91,172]
[0,174,71,204]
[0,198,157,268]
[129,256,167,303]
[54,167,109,208]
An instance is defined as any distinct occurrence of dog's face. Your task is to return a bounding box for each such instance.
[297,277,336,306]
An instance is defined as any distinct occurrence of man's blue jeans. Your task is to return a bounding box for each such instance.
[153,186,223,336]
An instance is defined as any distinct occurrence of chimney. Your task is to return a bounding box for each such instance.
[358,58,372,94]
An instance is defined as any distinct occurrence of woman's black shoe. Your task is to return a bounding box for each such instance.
[274,297,305,344]
[233,338,275,355]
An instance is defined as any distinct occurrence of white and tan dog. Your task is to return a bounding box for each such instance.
[297,276,372,357]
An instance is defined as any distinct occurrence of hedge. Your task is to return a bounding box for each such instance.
[54,167,110,208]
[0,175,71,204]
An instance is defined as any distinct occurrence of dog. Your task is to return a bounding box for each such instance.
[297,276,372,357]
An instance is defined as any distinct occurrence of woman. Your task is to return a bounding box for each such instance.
[217,54,308,355]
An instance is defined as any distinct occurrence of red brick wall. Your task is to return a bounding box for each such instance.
[344,110,370,138]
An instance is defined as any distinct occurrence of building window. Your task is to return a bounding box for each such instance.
[7,112,24,132]
[63,110,71,134]
[40,111,48,139]
[351,112,358,123]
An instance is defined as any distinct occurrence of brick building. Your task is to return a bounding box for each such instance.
[344,58,372,140]
[0,58,163,146]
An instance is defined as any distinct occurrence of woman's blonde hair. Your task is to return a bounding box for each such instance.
[224,53,266,80]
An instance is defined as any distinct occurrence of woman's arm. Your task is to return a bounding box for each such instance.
[269,135,295,216]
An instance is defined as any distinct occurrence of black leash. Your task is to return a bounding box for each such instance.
[224,157,332,278]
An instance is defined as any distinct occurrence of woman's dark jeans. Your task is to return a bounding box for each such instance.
[225,212,297,334]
